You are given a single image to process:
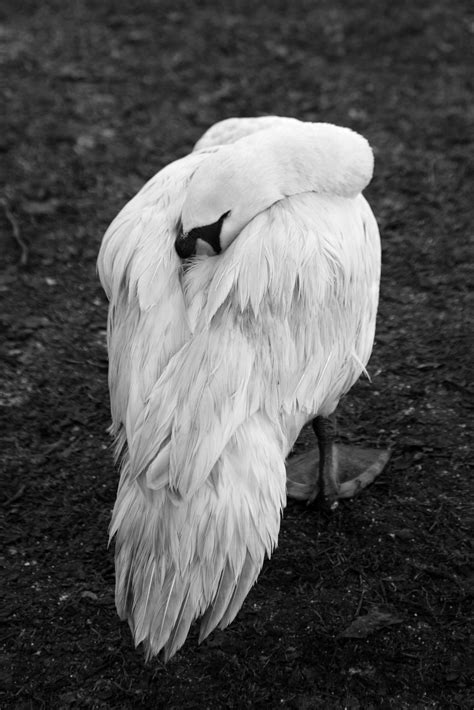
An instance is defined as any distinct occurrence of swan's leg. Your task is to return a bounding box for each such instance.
[285,418,390,505]
[312,414,340,509]
[284,414,339,507]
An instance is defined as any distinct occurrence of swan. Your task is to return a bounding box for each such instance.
[97,117,389,660]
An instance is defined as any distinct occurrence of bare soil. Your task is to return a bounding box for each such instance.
[1,1,473,708]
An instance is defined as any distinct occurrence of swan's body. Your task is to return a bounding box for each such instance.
[98,117,382,660]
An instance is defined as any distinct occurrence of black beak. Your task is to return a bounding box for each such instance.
[175,212,229,259]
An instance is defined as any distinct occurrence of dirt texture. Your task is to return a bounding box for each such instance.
[1,1,473,708]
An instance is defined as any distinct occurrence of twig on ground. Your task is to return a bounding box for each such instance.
[1,199,29,266]
[4,484,26,507]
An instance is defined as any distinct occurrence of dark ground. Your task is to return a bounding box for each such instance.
[1,1,473,708]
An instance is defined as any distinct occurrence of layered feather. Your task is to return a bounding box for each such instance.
[98,120,381,659]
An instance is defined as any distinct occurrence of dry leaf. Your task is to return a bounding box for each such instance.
[339,609,403,639]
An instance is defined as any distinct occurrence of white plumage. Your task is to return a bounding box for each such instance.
[97,116,382,660]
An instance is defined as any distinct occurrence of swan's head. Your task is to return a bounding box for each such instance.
[176,143,279,258]
[175,123,374,259]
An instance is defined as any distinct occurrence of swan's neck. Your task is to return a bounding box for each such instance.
[182,122,374,252]
[238,122,374,202]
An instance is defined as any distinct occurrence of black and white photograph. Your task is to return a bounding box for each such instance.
[1,1,472,707]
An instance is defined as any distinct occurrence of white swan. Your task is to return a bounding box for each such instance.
[97,117,388,660]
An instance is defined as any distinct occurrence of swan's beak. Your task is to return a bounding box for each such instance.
[175,230,218,258]
[175,215,227,259]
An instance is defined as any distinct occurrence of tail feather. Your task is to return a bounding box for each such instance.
[199,551,260,642]
[217,551,260,631]
[111,412,286,659]
[198,559,244,644]
[163,584,196,661]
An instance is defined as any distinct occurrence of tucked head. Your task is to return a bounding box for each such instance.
[175,142,280,258]
[175,123,373,259]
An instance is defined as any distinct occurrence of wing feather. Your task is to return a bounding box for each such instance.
[97,152,206,445]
